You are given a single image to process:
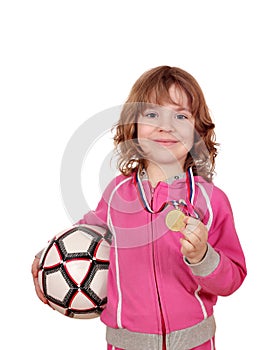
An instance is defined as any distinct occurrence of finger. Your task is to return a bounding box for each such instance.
[184,217,201,234]
[183,218,208,242]
[182,230,201,248]
[180,238,195,253]
[34,277,48,304]
[186,221,201,234]
[180,238,200,260]
[32,258,48,304]
[180,238,207,264]
[183,215,200,227]
[31,258,40,278]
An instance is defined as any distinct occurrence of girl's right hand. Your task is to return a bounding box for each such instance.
[31,257,48,304]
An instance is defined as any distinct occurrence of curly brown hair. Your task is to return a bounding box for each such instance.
[113,66,218,182]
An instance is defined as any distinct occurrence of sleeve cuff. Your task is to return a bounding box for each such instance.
[184,244,220,277]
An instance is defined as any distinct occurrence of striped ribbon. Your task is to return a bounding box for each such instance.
[135,167,199,218]
[135,169,168,214]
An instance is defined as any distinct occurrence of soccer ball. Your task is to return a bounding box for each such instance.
[38,224,112,319]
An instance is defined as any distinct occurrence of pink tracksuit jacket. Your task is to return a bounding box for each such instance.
[77,171,247,350]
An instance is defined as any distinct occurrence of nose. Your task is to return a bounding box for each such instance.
[157,112,174,132]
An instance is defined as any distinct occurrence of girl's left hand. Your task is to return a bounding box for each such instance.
[31,257,48,304]
[180,216,208,264]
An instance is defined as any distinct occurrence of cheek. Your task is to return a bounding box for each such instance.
[177,123,195,143]
[137,123,154,140]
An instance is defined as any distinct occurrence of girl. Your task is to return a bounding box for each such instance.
[32,66,247,350]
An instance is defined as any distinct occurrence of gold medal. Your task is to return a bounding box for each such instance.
[165,210,186,231]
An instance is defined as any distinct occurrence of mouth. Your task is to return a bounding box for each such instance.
[153,139,179,147]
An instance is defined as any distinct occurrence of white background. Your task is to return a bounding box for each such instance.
[1,0,273,349]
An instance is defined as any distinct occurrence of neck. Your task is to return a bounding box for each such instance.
[146,163,184,187]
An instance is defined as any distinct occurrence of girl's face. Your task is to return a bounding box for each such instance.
[137,84,195,170]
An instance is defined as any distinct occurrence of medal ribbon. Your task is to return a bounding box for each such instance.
[186,167,195,205]
[135,167,199,218]
[135,169,168,213]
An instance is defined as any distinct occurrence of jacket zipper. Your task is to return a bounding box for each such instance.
[150,186,167,349]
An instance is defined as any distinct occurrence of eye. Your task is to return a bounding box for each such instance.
[144,112,159,119]
[175,114,188,120]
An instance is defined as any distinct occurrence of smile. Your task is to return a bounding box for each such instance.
[153,139,178,147]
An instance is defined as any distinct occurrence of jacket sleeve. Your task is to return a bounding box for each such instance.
[76,195,109,227]
[184,186,247,296]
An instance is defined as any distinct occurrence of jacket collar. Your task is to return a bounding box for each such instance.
[139,168,186,185]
